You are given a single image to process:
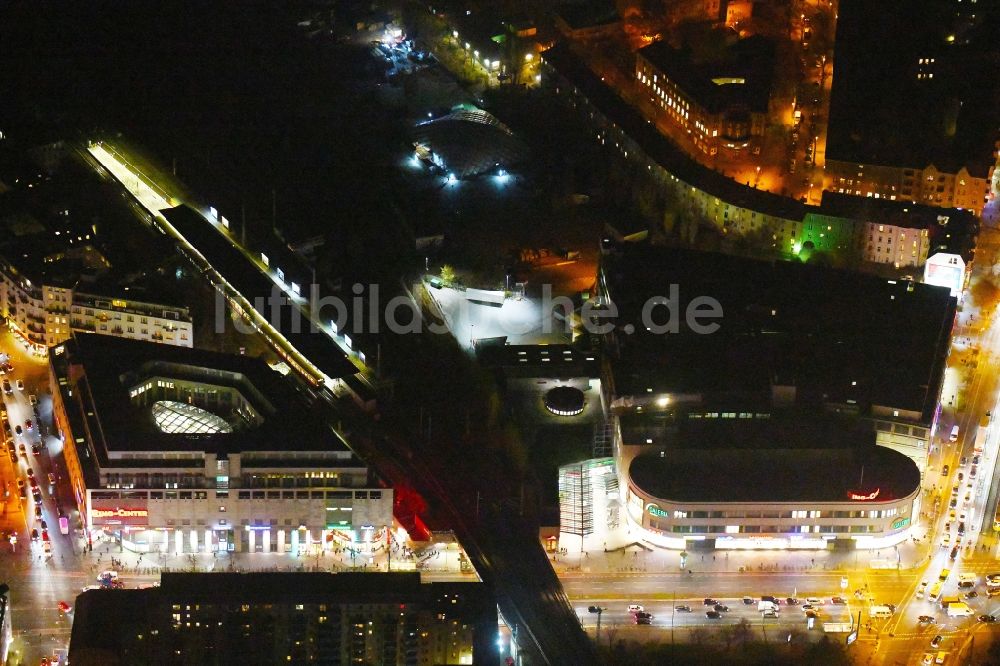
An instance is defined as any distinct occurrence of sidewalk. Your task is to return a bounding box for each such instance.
[77,534,473,577]
[548,533,932,577]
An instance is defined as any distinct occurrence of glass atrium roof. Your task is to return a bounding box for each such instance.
[152,400,233,435]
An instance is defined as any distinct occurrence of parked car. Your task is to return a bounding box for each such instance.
[918,615,936,624]
[979,615,997,623]
[931,635,942,648]
[831,596,847,605]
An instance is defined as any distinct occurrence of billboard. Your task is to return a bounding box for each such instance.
[90,501,149,527]
[924,253,965,297]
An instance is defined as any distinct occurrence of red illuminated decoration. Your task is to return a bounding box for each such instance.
[92,507,148,518]
[847,489,880,501]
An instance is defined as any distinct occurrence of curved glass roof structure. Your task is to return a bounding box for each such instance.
[412,108,528,178]
[152,400,233,435]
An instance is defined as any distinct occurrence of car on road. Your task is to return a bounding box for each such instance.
[949,509,957,520]
[958,522,966,536]
[922,654,934,665]
[931,635,942,648]
[31,443,41,456]
[971,466,978,478]
[941,534,951,547]
[28,394,37,406]
[804,610,818,618]
[57,601,71,613]
[831,596,846,604]
[942,465,950,475]
[675,605,692,612]
[13,425,21,436]
[32,490,41,505]
[950,498,957,508]
[950,546,959,560]
[742,597,754,605]
[801,604,816,612]
[17,443,25,456]
[703,598,718,606]
[634,615,651,625]
[39,519,47,530]
[973,455,980,465]
[805,597,822,604]
[961,456,968,466]
[965,591,978,599]
[15,478,23,490]
[627,604,644,613]
[762,609,779,618]
[706,611,721,619]
[2,380,11,394]
[33,505,42,519]
[41,529,49,541]
[785,597,798,605]
[28,476,36,487]
[713,604,730,612]
[635,611,652,620]
[586,606,601,613]
[958,472,964,482]
[30,529,38,541]
[918,615,936,624]
[24,419,32,430]
[979,615,997,623]
[15,379,23,391]
[47,472,55,486]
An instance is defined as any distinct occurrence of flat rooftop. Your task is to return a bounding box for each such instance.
[602,244,956,419]
[826,0,1000,175]
[53,333,355,459]
[70,572,497,663]
[638,35,775,114]
[629,442,920,503]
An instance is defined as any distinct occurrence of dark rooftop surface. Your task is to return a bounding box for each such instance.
[637,36,775,114]
[629,422,920,504]
[55,333,353,457]
[818,191,978,229]
[603,245,956,419]
[827,0,1000,175]
[542,44,807,221]
[556,1,622,30]
[70,573,497,663]
[163,205,357,381]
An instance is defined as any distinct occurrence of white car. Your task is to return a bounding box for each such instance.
[627,604,644,613]
[805,597,822,604]
[942,534,951,547]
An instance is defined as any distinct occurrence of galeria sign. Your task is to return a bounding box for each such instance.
[847,489,880,501]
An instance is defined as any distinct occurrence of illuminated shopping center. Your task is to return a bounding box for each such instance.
[621,414,921,550]
[49,333,392,554]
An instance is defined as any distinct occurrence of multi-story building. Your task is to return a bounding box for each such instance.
[0,240,192,353]
[825,161,994,215]
[824,0,999,216]
[621,416,920,550]
[69,572,499,666]
[50,333,392,555]
[636,36,775,155]
[542,44,977,270]
[590,244,956,550]
[599,244,956,470]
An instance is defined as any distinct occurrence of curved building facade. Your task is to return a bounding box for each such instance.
[624,446,921,551]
